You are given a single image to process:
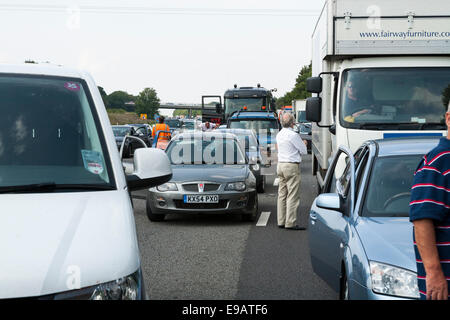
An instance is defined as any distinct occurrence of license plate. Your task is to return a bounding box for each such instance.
[183,195,219,203]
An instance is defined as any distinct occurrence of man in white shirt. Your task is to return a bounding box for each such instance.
[201,121,217,132]
[276,113,308,230]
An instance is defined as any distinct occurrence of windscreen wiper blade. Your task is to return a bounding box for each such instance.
[356,122,431,130]
[0,183,115,194]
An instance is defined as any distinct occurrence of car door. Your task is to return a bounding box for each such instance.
[309,147,359,291]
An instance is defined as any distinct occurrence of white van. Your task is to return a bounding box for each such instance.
[0,64,172,299]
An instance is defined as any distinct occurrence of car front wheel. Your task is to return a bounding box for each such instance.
[146,198,165,222]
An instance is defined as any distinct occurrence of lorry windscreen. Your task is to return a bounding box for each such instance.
[340,67,450,129]
[229,119,278,131]
[0,75,115,191]
[225,98,265,118]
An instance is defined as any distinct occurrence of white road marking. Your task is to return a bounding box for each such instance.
[256,211,271,227]
[273,178,279,186]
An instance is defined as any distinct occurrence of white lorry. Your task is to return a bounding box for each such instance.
[292,99,307,123]
[306,0,450,189]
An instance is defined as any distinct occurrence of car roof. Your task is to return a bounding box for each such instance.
[174,132,239,140]
[229,112,277,119]
[373,136,442,157]
[0,63,89,79]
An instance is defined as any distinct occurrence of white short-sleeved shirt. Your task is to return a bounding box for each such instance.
[276,128,307,163]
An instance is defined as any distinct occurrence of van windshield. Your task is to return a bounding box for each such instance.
[340,68,450,129]
[0,75,115,192]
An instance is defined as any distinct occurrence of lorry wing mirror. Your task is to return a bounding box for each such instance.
[306,97,322,123]
[307,77,322,94]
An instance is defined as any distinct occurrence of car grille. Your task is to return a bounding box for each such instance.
[174,200,228,210]
[182,183,220,192]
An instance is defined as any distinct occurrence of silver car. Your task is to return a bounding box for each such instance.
[146,132,258,222]
[309,137,440,300]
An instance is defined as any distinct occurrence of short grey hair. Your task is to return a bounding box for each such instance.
[281,112,295,128]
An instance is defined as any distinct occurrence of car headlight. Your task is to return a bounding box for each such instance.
[156,182,178,192]
[91,273,140,300]
[225,181,246,191]
[369,261,420,299]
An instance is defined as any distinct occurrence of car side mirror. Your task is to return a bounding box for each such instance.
[126,148,172,191]
[306,77,322,93]
[316,193,342,212]
[306,97,322,123]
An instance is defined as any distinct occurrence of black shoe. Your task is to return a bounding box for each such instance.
[285,225,306,230]
[278,225,285,228]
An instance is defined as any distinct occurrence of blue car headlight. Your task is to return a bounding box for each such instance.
[369,261,420,299]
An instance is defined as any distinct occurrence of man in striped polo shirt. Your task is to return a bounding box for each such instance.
[409,103,450,300]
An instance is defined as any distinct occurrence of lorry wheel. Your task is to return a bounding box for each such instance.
[146,200,165,222]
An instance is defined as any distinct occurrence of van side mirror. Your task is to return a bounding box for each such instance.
[126,148,172,191]
[306,77,322,94]
[306,97,322,123]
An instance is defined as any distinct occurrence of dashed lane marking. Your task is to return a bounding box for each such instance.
[256,211,271,227]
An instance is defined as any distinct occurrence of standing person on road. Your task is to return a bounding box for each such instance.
[152,116,171,143]
[202,121,216,132]
[409,103,450,300]
[276,113,308,230]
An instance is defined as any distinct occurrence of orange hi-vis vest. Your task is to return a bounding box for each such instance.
[152,123,171,141]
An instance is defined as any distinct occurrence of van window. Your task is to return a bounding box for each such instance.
[0,75,115,191]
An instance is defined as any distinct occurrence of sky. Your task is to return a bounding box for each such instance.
[0,0,325,106]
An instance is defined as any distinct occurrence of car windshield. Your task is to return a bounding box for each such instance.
[220,131,258,152]
[0,75,114,190]
[229,119,278,131]
[297,111,307,122]
[225,98,264,118]
[182,121,195,129]
[165,119,181,128]
[166,136,246,165]
[112,127,131,136]
[340,68,450,129]
[362,155,423,217]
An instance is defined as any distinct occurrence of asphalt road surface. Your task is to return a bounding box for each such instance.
[131,155,337,300]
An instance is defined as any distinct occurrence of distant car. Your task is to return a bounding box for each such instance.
[294,122,311,153]
[216,128,267,193]
[164,118,182,134]
[308,137,440,300]
[127,124,152,147]
[146,132,258,222]
[112,125,147,157]
[181,119,201,131]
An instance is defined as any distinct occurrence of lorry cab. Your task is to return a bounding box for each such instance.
[305,0,450,189]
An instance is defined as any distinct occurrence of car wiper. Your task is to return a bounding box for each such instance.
[355,122,428,130]
[0,182,115,194]
[418,122,446,130]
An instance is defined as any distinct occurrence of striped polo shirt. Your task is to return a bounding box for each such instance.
[409,137,450,299]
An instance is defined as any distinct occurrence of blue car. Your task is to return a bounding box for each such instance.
[308,137,440,300]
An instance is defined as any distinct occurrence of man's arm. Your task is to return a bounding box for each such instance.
[413,219,448,300]
[292,134,307,155]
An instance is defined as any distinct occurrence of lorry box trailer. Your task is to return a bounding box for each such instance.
[307,0,449,189]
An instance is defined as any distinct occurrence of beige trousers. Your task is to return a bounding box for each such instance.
[277,162,301,228]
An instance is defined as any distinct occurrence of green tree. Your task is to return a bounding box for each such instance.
[98,86,109,108]
[107,91,135,111]
[135,87,160,119]
[276,62,312,108]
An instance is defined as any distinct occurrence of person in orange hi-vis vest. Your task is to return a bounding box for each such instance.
[152,116,171,145]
